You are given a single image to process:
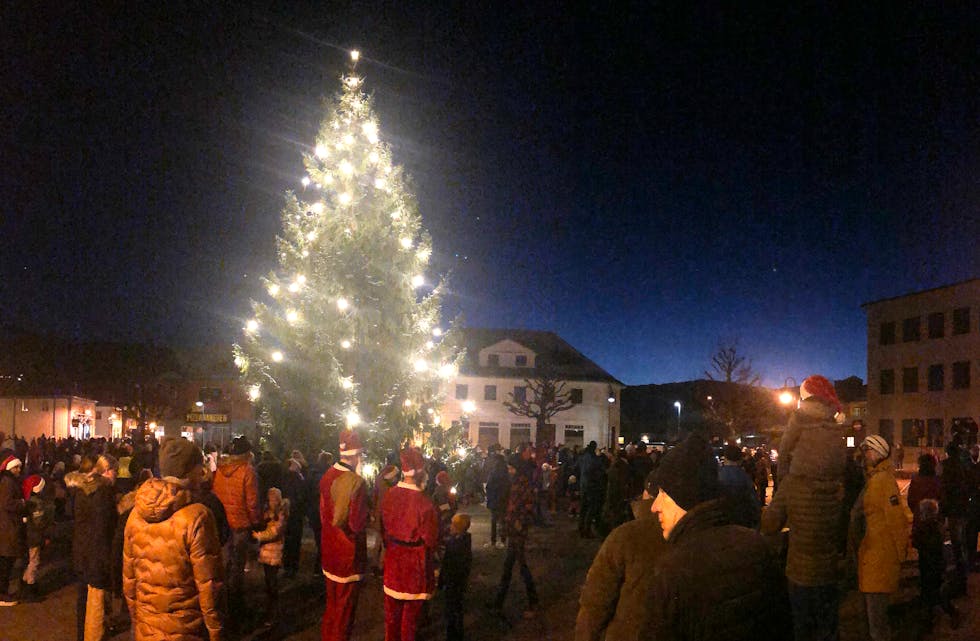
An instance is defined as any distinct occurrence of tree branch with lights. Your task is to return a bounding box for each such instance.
[233,50,462,462]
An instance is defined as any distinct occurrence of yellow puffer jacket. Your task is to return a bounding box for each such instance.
[123,478,224,641]
[857,459,912,593]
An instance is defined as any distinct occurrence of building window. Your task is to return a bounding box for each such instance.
[902,367,918,393]
[477,422,500,450]
[564,425,584,447]
[95,410,102,420]
[484,385,497,401]
[487,354,500,367]
[901,419,923,446]
[902,317,921,342]
[512,386,527,403]
[927,364,944,391]
[878,419,894,445]
[952,361,971,389]
[515,354,528,367]
[20,400,28,412]
[928,312,945,339]
[879,321,896,345]
[926,419,944,448]
[570,388,583,404]
[199,387,222,402]
[879,369,895,395]
[455,384,468,400]
[953,307,970,335]
[510,423,531,446]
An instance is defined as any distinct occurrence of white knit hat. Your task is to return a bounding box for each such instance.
[860,435,890,460]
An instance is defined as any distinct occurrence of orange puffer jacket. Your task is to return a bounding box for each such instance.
[212,454,260,530]
[123,478,224,641]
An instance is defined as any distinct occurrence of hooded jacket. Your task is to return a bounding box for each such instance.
[777,397,846,484]
[850,457,911,593]
[66,471,116,588]
[575,498,666,641]
[123,478,224,641]
[212,454,260,529]
[647,499,791,640]
[0,469,25,557]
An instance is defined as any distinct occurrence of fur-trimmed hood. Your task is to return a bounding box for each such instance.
[65,471,111,496]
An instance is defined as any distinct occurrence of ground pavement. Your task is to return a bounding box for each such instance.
[3,502,979,641]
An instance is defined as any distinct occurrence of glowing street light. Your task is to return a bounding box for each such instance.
[673,401,682,436]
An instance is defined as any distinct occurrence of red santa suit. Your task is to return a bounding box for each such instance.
[381,448,439,641]
[320,431,369,641]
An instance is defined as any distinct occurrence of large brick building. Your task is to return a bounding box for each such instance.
[864,278,980,454]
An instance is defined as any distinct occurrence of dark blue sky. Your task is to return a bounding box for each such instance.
[2,3,977,386]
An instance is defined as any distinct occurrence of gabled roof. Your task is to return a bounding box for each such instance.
[458,328,622,385]
[861,278,979,308]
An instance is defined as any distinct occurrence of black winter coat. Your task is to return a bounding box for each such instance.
[647,499,791,641]
[66,472,116,588]
[0,471,25,557]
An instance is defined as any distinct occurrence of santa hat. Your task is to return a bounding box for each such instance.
[799,375,842,413]
[2,455,22,472]
[436,470,451,486]
[22,475,45,500]
[338,429,363,456]
[400,447,424,476]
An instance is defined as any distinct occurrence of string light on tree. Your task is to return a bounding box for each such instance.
[233,48,462,461]
[245,319,259,333]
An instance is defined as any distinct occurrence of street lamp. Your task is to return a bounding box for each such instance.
[673,401,681,437]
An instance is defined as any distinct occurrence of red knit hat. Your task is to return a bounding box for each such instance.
[338,430,363,456]
[800,375,842,413]
[22,474,45,500]
[400,448,424,476]
[436,470,451,486]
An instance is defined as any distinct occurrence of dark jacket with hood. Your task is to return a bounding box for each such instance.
[763,397,846,586]
[123,477,224,641]
[0,469,25,557]
[648,499,790,640]
[66,470,116,588]
[575,497,666,641]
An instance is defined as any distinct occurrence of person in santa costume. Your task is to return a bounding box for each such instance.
[320,429,370,641]
[381,447,439,641]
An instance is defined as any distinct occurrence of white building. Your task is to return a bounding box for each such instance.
[439,329,623,450]
[0,395,98,439]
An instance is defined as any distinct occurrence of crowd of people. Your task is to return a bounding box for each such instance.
[1,373,978,641]
[575,374,980,641]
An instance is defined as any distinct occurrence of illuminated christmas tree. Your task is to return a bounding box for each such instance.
[234,50,461,461]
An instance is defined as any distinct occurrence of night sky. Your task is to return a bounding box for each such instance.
[2,3,977,386]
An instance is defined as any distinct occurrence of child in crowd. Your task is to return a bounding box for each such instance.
[253,487,289,625]
[566,475,580,516]
[21,474,53,602]
[433,470,458,541]
[441,513,473,641]
[912,498,960,631]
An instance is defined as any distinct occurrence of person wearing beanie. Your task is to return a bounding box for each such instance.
[491,447,539,617]
[65,454,118,641]
[717,443,761,529]
[212,434,260,620]
[847,435,911,641]
[0,456,24,606]
[320,429,370,641]
[645,434,789,640]
[441,513,472,641]
[20,474,53,602]
[575,464,667,641]
[433,470,457,542]
[763,374,849,641]
[381,447,439,641]
[939,441,971,597]
[279,457,308,578]
[253,486,290,625]
[123,437,224,641]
